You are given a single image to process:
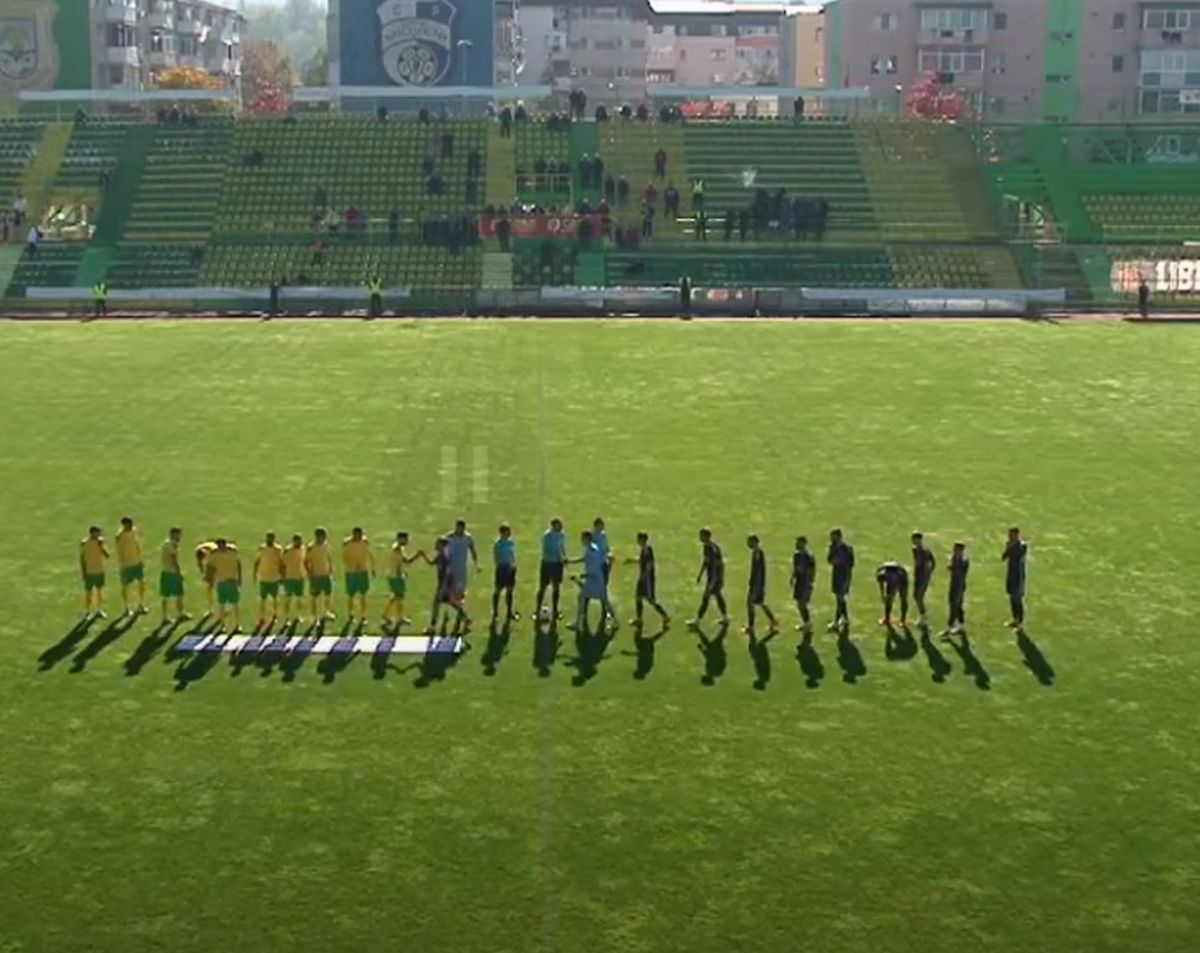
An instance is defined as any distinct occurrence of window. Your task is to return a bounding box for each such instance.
[107,65,125,85]
[870,54,898,74]
[712,24,727,37]
[918,48,984,73]
[1112,54,1124,73]
[711,49,727,61]
[1112,12,1126,30]
[1139,49,1200,89]
[990,97,1006,115]
[990,51,1007,74]
[1144,9,1193,31]
[616,65,630,78]
[874,12,898,31]
[920,8,987,32]
[993,12,1007,30]
[150,29,165,53]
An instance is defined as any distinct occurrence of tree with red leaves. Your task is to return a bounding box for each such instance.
[242,40,294,116]
[904,70,968,122]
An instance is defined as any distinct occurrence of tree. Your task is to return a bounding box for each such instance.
[905,70,968,122]
[300,47,328,87]
[242,40,294,115]
[244,0,325,76]
[156,67,223,90]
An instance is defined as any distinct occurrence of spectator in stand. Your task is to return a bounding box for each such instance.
[418,107,430,124]
[534,156,547,190]
[345,206,358,232]
[499,105,513,137]
[691,178,705,211]
[0,209,9,243]
[654,148,668,180]
[578,154,591,189]
[466,179,478,204]
[13,191,27,227]
[694,210,708,241]
[324,208,339,233]
[579,215,595,246]
[311,238,325,266]
[636,103,649,121]
[595,105,608,123]
[427,172,444,197]
[617,175,630,205]
[467,148,482,178]
[664,183,679,219]
[26,223,41,256]
[619,104,632,120]
[794,95,806,122]
[496,212,512,252]
[1138,276,1150,318]
[591,154,604,188]
[269,277,282,317]
[514,103,528,123]
[644,182,658,209]
[723,209,734,241]
[604,174,616,204]
[641,201,655,240]
[815,198,829,240]
[423,149,436,175]
[578,197,593,215]
[376,105,388,122]
[738,209,749,241]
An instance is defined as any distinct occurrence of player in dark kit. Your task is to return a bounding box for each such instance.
[1002,527,1028,631]
[826,529,855,633]
[911,532,936,626]
[425,536,466,635]
[626,532,670,628]
[944,542,970,636]
[742,535,778,635]
[875,561,910,627]
[688,528,729,626]
[790,536,816,635]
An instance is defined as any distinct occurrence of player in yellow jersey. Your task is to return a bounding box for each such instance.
[305,527,336,622]
[115,515,149,616]
[159,527,191,624]
[79,525,110,619]
[281,534,307,625]
[253,531,285,626]
[342,527,375,624]
[384,531,423,632]
[207,538,243,633]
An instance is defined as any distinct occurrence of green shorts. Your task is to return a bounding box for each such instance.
[283,579,304,597]
[259,580,280,600]
[159,572,184,598]
[389,576,407,598]
[120,563,145,586]
[216,579,241,606]
[345,571,370,596]
[83,572,105,591]
[309,575,332,597]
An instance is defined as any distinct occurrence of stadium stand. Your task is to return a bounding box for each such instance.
[6,114,1200,308]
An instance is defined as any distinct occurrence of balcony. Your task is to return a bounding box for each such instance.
[919,26,989,47]
[146,49,176,68]
[146,11,174,30]
[103,3,140,26]
[105,45,142,67]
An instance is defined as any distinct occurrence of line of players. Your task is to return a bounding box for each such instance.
[76,516,1032,639]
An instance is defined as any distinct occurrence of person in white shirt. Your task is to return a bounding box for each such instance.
[26,225,40,255]
[13,192,27,227]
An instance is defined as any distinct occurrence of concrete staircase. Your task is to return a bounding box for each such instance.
[18,121,72,221]
[481,251,512,290]
[0,244,23,296]
[484,125,516,208]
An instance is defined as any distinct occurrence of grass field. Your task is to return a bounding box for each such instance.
[3,319,1200,953]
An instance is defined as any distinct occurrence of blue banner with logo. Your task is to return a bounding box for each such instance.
[339,0,495,87]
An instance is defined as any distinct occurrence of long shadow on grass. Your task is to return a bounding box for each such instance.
[919,628,953,684]
[1017,631,1056,686]
[229,619,275,677]
[38,615,99,671]
[622,628,666,681]
[566,624,615,687]
[947,633,990,690]
[279,622,324,683]
[124,619,184,676]
[795,634,825,688]
[172,629,232,691]
[316,623,361,685]
[256,619,298,677]
[696,622,730,686]
[836,631,867,684]
[482,618,512,677]
[533,622,562,678]
[884,625,918,663]
[748,631,775,691]
[70,613,142,672]
[411,636,467,688]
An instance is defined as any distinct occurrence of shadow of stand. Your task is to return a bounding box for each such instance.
[1017,631,1056,686]
[918,626,953,683]
[836,630,867,684]
[70,612,142,673]
[696,622,730,686]
[748,631,775,691]
[948,632,991,690]
[622,628,665,681]
[38,615,99,671]
[795,633,825,688]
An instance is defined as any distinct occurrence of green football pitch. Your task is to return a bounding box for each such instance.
[3,319,1199,953]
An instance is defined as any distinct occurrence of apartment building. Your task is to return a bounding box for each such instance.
[646,10,781,86]
[94,0,244,90]
[778,5,825,87]
[828,0,1200,120]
